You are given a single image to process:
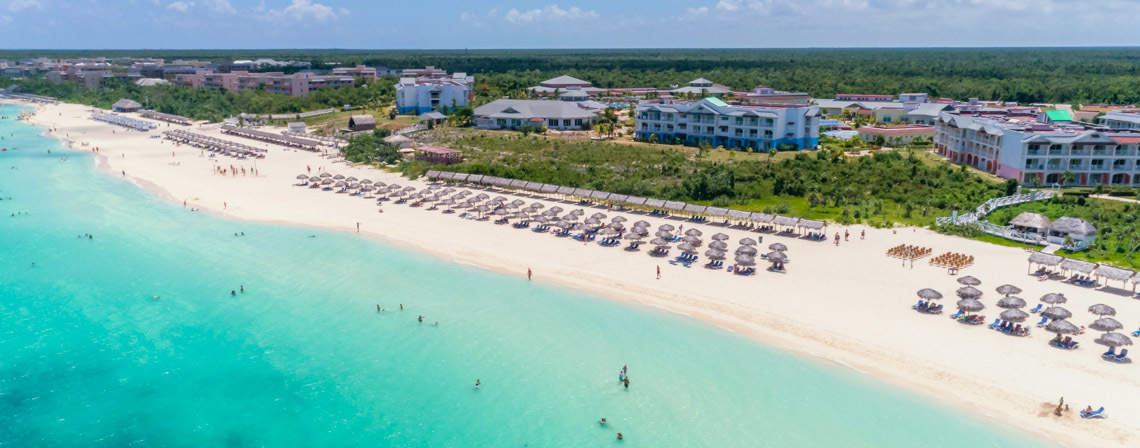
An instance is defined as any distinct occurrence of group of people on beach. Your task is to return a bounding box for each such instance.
[214,165,258,177]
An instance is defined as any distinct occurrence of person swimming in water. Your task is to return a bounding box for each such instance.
[417,315,423,323]
[599,418,607,425]
[617,432,623,440]
[231,290,236,296]
[474,379,481,389]
[377,304,383,312]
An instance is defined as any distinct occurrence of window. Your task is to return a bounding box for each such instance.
[563,119,571,127]
[574,119,583,126]
[548,119,558,127]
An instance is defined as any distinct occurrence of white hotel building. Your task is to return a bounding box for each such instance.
[934,111,1140,187]
[635,98,820,151]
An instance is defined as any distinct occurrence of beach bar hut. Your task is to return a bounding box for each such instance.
[414,146,462,165]
[1010,212,1050,241]
[112,98,142,112]
[1048,217,1097,250]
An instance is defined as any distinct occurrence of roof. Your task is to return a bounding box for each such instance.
[540,75,591,87]
[416,145,460,155]
[704,97,728,107]
[349,114,375,125]
[1028,252,1063,266]
[1094,264,1134,281]
[1009,212,1051,229]
[474,99,603,121]
[418,111,446,121]
[906,103,951,118]
[1050,217,1097,236]
[1044,110,1074,122]
[112,98,141,109]
[857,126,934,135]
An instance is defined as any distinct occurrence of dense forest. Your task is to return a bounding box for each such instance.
[6,48,1140,104]
[0,76,396,122]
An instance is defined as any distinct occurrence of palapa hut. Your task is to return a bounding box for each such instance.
[112,98,142,112]
[1093,264,1135,289]
[414,145,462,165]
[1009,212,1050,239]
[1027,252,1062,275]
[1059,258,1096,279]
[348,114,376,132]
[1048,217,1097,249]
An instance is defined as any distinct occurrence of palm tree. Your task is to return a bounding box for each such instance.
[1062,170,1076,186]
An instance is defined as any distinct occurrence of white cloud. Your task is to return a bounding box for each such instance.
[264,0,342,23]
[167,1,192,13]
[203,0,235,14]
[504,4,598,24]
[715,0,740,11]
[7,0,40,12]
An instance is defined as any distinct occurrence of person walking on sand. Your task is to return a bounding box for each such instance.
[656,265,661,279]
[860,229,865,240]
[834,233,840,246]
[527,268,532,281]
[356,222,360,233]
[844,230,849,241]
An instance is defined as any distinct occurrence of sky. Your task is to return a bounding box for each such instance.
[2,0,1140,49]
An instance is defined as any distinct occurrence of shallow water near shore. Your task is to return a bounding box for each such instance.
[0,107,1047,447]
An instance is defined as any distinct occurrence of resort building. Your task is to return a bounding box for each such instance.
[473,99,605,131]
[835,94,894,102]
[635,97,820,151]
[180,71,354,97]
[672,78,732,97]
[934,110,1140,186]
[735,86,812,105]
[1099,111,1140,130]
[814,99,907,123]
[856,125,934,145]
[1006,212,1098,249]
[898,93,929,103]
[395,69,474,115]
[331,66,378,79]
[528,75,606,96]
[1048,217,1097,248]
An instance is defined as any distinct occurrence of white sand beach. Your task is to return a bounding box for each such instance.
[15,100,1140,447]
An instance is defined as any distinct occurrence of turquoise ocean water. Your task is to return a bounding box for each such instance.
[0,107,1046,447]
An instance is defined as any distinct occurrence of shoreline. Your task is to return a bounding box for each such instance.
[12,99,1140,447]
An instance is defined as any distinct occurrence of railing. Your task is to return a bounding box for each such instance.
[935,190,1056,227]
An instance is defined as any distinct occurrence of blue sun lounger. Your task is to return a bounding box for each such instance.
[1035,315,1049,327]
[1028,303,1043,313]
[1080,407,1105,419]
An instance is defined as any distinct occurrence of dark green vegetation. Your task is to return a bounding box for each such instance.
[406,132,1003,227]
[987,196,1140,268]
[7,48,1140,103]
[1,76,395,122]
[340,129,401,166]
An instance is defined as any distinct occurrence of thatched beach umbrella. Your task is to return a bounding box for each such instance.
[996,296,1027,309]
[333,174,345,180]
[765,251,787,263]
[685,228,702,237]
[659,224,675,232]
[678,243,698,254]
[1040,293,1067,305]
[1094,332,1132,348]
[650,237,671,247]
[1000,308,1029,323]
[319,172,331,178]
[321,178,333,185]
[296,174,309,180]
[735,254,756,266]
[709,240,728,250]
[956,298,985,313]
[1089,317,1123,332]
[995,284,1022,296]
[1042,306,1072,321]
[346,176,358,182]
[682,235,701,245]
[768,242,788,252]
[633,220,650,228]
[1088,304,1117,317]
[916,288,943,300]
[739,237,757,246]
[711,233,730,241]
[736,245,758,256]
[1046,319,1080,335]
[334,181,346,187]
[611,216,627,223]
[957,275,981,286]
[705,249,726,260]
[591,212,607,220]
[361,179,373,184]
[956,286,983,298]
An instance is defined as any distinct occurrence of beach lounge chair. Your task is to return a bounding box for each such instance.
[949,309,964,319]
[1103,347,1116,358]
[1132,328,1140,337]
[988,319,1002,330]
[1035,316,1049,327]
[1029,304,1043,313]
[1080,407,1105,419]
[912,300,925,310]
[1115,349,1130,363]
